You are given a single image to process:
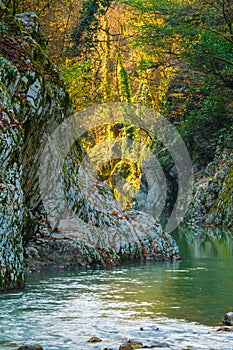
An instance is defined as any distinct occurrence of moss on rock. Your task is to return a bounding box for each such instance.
[0,85,25,291]
[185,146,233,228]
[207,164,233,227]
[0,9,179,288]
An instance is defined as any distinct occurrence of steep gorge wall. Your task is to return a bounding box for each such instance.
[135,140,233,229]
[0,10,72,290]
[185,144,233,228]
[0,10,179,291]
[0,84,25,290]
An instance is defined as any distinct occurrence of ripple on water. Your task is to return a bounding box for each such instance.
[0,268,233,350]
[1,226,233,349]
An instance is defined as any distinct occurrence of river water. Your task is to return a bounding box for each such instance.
[1,225,233,349]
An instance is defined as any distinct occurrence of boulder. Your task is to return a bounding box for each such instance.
[223,311,233,326]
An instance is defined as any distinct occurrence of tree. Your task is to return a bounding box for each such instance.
[70,0,113,56]
[130,0,233,89]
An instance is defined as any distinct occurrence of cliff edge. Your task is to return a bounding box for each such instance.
[0,10,179,291]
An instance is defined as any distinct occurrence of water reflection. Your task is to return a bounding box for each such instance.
[0,225,233,349]
[101,225,233,325]
[174,224,233,260]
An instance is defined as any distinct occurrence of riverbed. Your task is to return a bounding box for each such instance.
[1,225,233,349]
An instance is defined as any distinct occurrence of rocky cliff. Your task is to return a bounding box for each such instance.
[135,139,232,229]
[0,10,179,291]
[185,143,233,228]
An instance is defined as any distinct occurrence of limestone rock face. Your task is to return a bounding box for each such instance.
[135,139,232,230]
[0,10,179,289]
[0,86,25,291]
[185,146,233,228]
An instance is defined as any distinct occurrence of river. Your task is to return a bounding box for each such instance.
[1,225,233,349]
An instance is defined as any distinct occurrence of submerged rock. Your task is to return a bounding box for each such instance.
[216,326,233,332]
[17,345,43,350]
[88,337,102,343]
[0,9,179,290]
[119,339,143,349]
[140,326,160,331]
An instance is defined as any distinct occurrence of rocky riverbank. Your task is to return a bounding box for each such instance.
[0,9,179,291]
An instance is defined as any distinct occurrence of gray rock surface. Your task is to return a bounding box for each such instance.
[0,10,179,289]
[185,146,233,227]
[223,312,233,326]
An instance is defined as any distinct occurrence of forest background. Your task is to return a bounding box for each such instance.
[4,0,233,209]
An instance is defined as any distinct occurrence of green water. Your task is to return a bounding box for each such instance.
[1,225,233,349]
